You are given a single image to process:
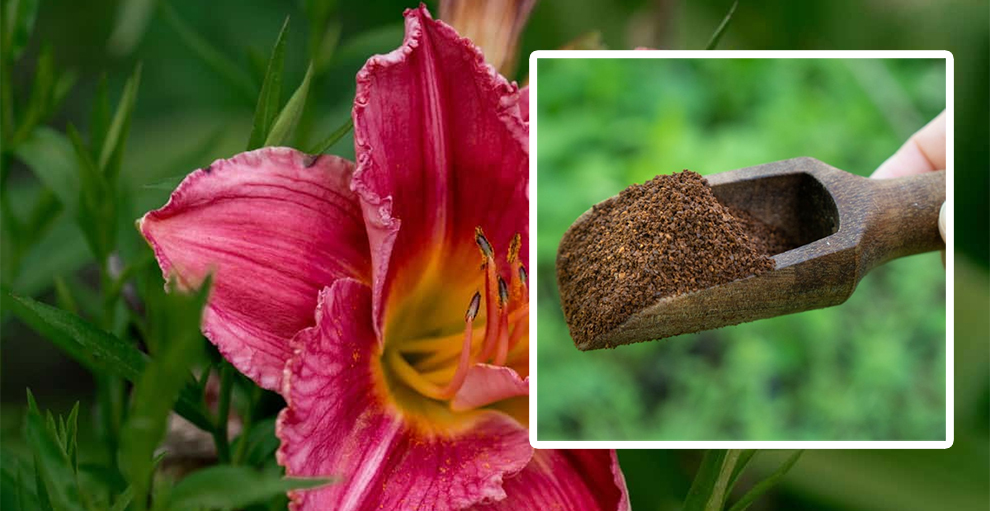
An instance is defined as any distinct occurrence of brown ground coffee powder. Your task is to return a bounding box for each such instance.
[556,170,795,347]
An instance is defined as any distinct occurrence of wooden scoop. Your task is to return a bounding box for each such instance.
[563,157,946,351]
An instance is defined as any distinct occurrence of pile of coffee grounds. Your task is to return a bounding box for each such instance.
[556,170,792,347]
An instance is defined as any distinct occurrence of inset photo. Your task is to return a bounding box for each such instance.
[530,52,951,446]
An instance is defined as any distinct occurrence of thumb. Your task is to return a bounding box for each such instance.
[938,202,946,242]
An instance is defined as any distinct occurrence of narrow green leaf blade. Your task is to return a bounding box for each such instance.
[7,292,214,431]
[23,390,86,511]
[158,2,257,103]
[89,75,111,156]
[308,116,352,154]
[11,43,55,146]
[5,0,40,59]
[108,486,133,511]
[247,17,290,150]
[68,123,115,261]
[9,293,146,380]
[683,450,728,511]
[727,450,804,511]
[164,466,332,511]
[106,0,156,55]
[14,127,79,212]
[265,64,313,148]
[98,63,142,180]
[705,0,738,50]
[118,278,210,509]
[728,449,758,493]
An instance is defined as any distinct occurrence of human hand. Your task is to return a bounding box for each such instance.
[872,111,947,261]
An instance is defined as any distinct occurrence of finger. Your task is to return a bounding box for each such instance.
[939,201,946,268]
[872,110,947,179]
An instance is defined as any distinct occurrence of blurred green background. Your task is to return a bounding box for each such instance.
[536,58,947,441]
[2,0,987,510]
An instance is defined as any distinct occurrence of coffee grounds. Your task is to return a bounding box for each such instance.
[556,170,794,347]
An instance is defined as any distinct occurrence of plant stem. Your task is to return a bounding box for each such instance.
[213,362,234,463]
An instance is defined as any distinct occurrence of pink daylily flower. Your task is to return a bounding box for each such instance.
[140,5,628,510]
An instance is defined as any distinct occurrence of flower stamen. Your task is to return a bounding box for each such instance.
[387,292,481,400]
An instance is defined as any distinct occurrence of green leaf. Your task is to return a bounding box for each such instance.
[119,277,210,511]
[63,403,79,474]
[89,75,111,156]
[161,466,332,511]
[158,1,257,103]
[727,449,757,493]
[108,486,133,511]
[106,0,156,55]
[6,292,214,431]
[247,17,290,150]
[14,127,79,212]
[705,0,738,50]
[68,123,115,261]
[705,450,743,511]
[727,450,803,511]
[99,63,142,181]
[240,417,279,467]
[10,293,146,380]
[311,21,341,75]
[23,189,61,244]
[23,390,86,511]
[4,0,40,60]
[264,64,313,148]
[683,450,728,511]
[308,116,352,154]
[11,43,55,146]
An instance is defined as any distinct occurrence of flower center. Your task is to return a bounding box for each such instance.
[384,228,528,408]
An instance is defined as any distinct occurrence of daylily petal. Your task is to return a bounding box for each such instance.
[140,147,369,390]
[352,5,529,337]
[451,364,528,412]
[277,279,534,510]
[469,450,631,511]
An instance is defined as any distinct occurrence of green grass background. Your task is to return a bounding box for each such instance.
[536,58,947,441]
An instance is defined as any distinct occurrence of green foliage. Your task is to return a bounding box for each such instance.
[10,44,76,147]
[14,127,79,213]
[106,0,157,55]
[118,277,210,511]
[1,7,349,510]
[726,450,803,511]
[248,17,291,150]
[157,1,258,103]
[309,117,353,154]
[23,391,86,511]
[683,450,803,511]
[155,466,331,511]
[98,64,142,181]
[683,450,729,511]
[6,293,214,431]
[265,64,314,147]
[2,0,40,60]
[705,1,739,50]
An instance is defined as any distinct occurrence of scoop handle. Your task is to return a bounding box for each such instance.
[860,170,946,273]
